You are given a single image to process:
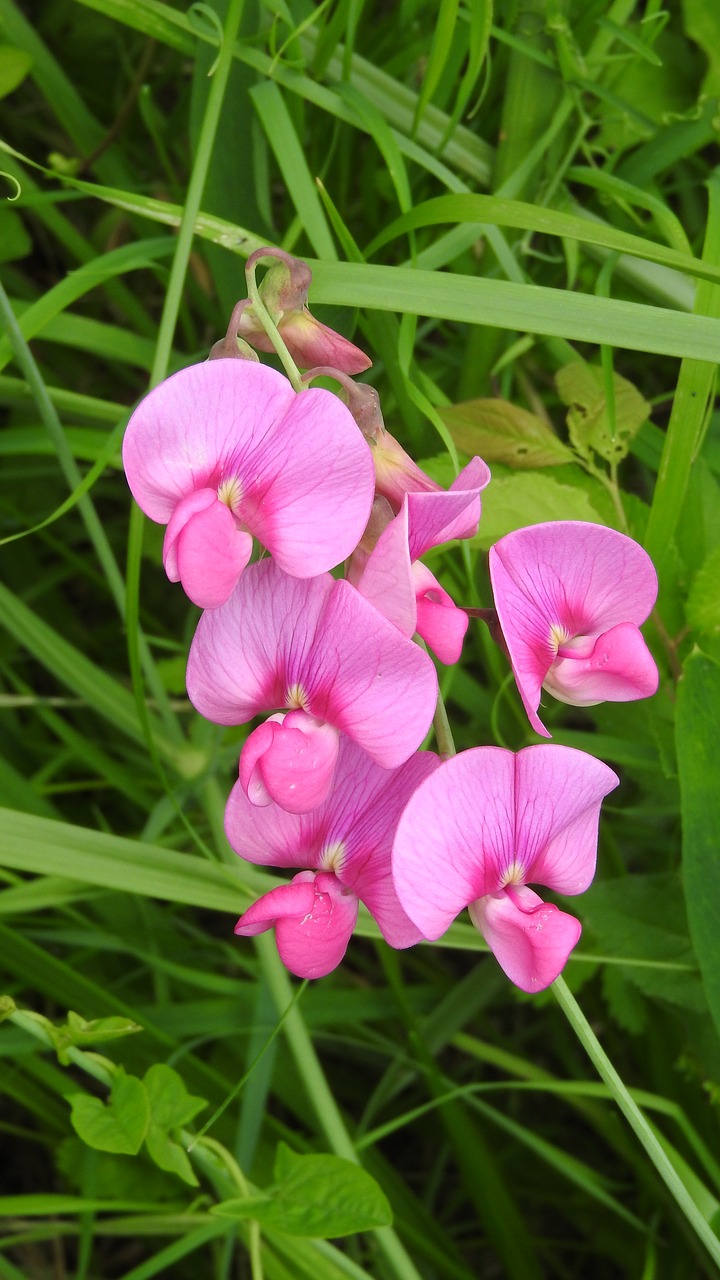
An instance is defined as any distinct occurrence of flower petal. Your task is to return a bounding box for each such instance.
[544,622,659,707]
[235,871,358,978]
[513,744,619,894]
[469,884,581,992]
[489,522,658,734]
[412,563,468,665]
[405,456,491,560]
[392,748,517,940]
[175,499,253,609]
[239,713,340,815]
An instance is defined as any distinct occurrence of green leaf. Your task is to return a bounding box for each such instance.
[555,362,649,464]
[0,45,32,99]
[677,651,720,1041]
[0,208,31,264]
[439,397,574,468]
[51,1012,144,1064]
[472,469,607,549]
[143,1064,207,1187]
[144,1064,207,1129]
[687,549,720,635]
[213,1143,393,1237]
[70,1068,150,1155]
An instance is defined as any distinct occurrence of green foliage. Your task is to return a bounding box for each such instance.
[0,0,719,1275]
[214,1142,393,1236]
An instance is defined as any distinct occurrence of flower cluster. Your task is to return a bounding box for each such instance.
[123,252,659,992]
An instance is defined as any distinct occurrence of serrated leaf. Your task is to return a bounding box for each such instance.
[213,1144,393,1237]
[439,398,574,468]
[472,469,606,549]
[677,651,720,1041]
[0,46,32,100]
[687,549,720,635]
[70,1069,149,1155]
[556,362,649,464]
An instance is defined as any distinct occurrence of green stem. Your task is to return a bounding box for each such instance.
[256,934,425,1280]
[125,0,247,764]
[245,257,304,391]
[552,976,720,1269]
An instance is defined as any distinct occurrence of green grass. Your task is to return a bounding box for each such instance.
[1,0,720,1276]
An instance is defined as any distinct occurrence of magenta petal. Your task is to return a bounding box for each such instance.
[405,456,491,560]
[235,871,358,979]
[234,879,316,937]
[175,500,252,609]
[309,579,438,768]
[163,488,217,581]
[354,504,416,637]
[489,522,659,734]
[469,885,581,992]
[514,745,619,894]
[240,385,374,578]
[413,563,468,664]
[545,623,659,707]
[123,361,296,522]
[240,712,340,815]
[393,748,517,940]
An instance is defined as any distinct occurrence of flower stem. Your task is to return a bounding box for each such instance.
[552,975,720,1268]
[245,257,304,391]
[256,934,425,1280]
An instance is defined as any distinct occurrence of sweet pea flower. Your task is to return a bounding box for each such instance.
[122,360,374,609]
[393,744,619,991]
[351,457,491,664]
[186,559,438,812]
[489,522,659,736]
[233,249,371,374]
[229,738,439,978]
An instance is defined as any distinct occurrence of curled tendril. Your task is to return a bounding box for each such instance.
[1,171,21,202]
[187,2,225,77]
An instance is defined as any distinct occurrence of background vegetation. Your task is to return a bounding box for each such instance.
[1,0,720,1275]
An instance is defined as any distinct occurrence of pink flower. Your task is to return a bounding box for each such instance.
[234,249,371,374]
[186,559,438,810]
[393,744,619,991]
[351,457,490,663]
[122,360,374,609]
[230,738,439,978]
[488,522,659,736]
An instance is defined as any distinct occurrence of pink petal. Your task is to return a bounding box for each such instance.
[514,745,619,894]
[174,499,253,609]
[469,884,581,992]
[239,712,340,814]
[412,562,468,665]
[392,743,617,940]
[544,623,659,707]
[240,308,372,375]
[405,456,491,560]
[187,563,334,725]
[306,579,438,768]
[225,736,438,947]
[354,504,416,638]
[235,871,358,979]
[489,522,659,734]
[123,360,296,522]
[393,748,517,940]
[123,360,374,580]
[370,430,441,511]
